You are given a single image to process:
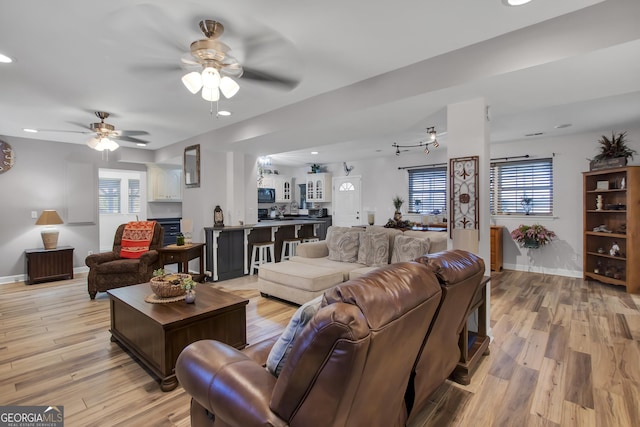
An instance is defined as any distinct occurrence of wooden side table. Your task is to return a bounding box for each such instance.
[451,275,491,385]
[24,246,74,285]
[157,243,205,282]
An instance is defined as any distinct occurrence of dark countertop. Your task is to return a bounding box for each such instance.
[205,219,323,231]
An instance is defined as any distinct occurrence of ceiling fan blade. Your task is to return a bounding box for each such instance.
[117,135,150,144]
[241,67,300,90]
[118,130,150,137]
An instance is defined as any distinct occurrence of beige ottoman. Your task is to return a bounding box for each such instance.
[257,262,344,305]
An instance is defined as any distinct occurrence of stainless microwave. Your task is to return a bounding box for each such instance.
[308,208,328,218]
[258,188,276,204]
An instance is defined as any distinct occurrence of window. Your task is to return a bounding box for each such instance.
[338,182,355,191]
[99,178,121,214]
[128,179,141,214]
[408,167,447,214]
[490,158,553,215]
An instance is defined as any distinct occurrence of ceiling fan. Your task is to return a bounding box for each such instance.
[179,19,300,102]
[38,111,150,151]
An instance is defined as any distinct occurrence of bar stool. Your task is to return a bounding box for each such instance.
[250,242,275,275]
[303,236,320,243]
[281,238,302,261]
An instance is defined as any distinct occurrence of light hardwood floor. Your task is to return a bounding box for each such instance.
[1,270,639,426]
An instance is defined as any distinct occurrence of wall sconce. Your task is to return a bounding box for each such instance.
[35,210,64,249]
[392,126,440,156]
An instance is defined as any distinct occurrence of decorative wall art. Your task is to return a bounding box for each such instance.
[449,156,479,238]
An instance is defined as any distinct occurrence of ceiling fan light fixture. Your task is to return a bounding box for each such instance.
[201,67,220,89]
[94,137,119,152]
[182,72,203,94]
[219,76,239,98]
[202,87,220,102]
[87,136,99,149]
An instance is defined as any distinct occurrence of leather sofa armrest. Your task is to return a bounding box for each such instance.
[241,335,279,366]
[176,340,287,427]
[295,241,329,258]
[85,251,117,268]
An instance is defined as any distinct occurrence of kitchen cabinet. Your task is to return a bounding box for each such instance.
[276,176,292,202]
[583,166,640,293]
[258,175,276,189]
[148,166,182,202]
[306,173,332,202]
[205,227,247,281]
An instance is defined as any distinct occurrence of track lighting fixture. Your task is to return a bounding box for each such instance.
[391,126,440,157]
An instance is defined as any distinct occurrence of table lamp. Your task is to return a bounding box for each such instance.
[35,210,64,249]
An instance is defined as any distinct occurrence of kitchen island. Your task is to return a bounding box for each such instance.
[204,219,322,282]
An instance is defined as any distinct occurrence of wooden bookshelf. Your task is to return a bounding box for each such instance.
[583,166,640,293]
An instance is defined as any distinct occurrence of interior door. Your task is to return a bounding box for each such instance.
[332,176,362,227]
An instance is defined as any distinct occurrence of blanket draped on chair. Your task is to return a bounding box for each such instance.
[120,221,157,259]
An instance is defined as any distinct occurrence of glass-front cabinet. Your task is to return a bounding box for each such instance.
[306,173,331,202]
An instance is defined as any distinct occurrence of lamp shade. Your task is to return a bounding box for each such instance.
[35,210,63,225]
[36,210,63,250]
[182,71,203,94]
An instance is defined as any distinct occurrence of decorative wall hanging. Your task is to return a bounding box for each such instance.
[449,156,479,238]
[0,139,15,174]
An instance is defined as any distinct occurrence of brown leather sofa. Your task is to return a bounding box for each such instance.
[85,222,164,299]
[177,261,443,427]
[406,249,486,423]
[176,250,486,427]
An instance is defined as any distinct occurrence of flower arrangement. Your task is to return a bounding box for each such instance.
[181,278,197,291]
[392,195,404,211]
[510,224,556,248]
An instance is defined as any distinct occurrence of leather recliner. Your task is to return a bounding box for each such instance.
[85,222,164,299]
[176,261,444,427]
[406,249,486,424]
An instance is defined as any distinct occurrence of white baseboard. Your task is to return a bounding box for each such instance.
[0,266,89,285]
[502,263,582,278]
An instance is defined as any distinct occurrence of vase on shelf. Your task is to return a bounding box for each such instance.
[596,195,603,211]
[394,210,402,221]
[185,289,196,304]
[523,239,540,249]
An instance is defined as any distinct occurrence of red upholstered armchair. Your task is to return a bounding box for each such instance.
[85,222,164,299]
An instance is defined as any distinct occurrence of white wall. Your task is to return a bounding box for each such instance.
[491,124,640,277]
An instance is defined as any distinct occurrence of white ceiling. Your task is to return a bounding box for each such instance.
[1,0,639,166]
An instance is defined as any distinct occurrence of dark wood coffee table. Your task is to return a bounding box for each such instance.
[107,283,249,391]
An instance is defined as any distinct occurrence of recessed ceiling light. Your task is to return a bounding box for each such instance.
[311,151,318,155]
[136,142,147,147]
[23,128,38,133]
[217,110,231,116]
[0,53,13,63]
[502,0,532,6]
[554,123,572,129]
[525,132,544,137]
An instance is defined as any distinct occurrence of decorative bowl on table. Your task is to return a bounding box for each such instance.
[150,273,191,298]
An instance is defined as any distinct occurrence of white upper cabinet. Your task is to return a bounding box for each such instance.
[306,173,331,202]
[148,165,182,202]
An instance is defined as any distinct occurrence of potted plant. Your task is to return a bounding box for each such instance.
[310,163,321,173]
[392,195,404,221]
[590,131,636,170]
[181,278,197,303]
[510,224,556,249]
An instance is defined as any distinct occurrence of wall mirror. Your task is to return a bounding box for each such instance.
[184,144,200,188]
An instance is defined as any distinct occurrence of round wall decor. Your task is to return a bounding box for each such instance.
[0,140,15,174]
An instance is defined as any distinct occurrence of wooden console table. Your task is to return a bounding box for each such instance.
[451,275,491,385]
[157,243,205,282]
[24,246,74,285]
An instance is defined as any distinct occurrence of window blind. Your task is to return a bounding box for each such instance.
[408,167,447,214]
[99,178,121,214]
[128,179,141,214]
[490,158,553,215]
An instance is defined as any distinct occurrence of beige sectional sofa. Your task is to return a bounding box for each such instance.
[257,225,447,304]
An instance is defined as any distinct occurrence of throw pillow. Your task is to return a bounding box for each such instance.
[357,231,390,267]
[327,229,361,262]
[391,234,431,263]
[266,295,323,376]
